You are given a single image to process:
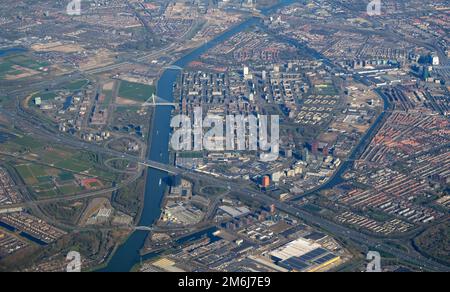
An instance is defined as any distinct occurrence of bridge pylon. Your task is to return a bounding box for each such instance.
[142,94,176,107]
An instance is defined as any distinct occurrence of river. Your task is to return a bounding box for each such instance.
[97,0,296,272]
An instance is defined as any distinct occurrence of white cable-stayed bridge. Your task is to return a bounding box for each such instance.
[142,94,177,107]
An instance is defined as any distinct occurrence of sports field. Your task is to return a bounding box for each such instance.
[118,80,155,102]
[0,54,48,79]
[14,163,84,198]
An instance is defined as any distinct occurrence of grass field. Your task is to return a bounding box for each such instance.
[114,106,141,113]
[58,185,83,195]
[59,172,75,181]
[118,80,155,102]
[0,54,48,79]
[14,162,96,198]
[315,84,339,96]
[0,95,12,104]
[15,164,36,184]
[18,136,44,148]
[3,134,119,190]
[0,62,20,77]
[0,134,46,154]
[28,164,48,177]
[32,92,58,101]
[5,55,48,70]
[64,79,89,91]
[102,90,113,105]
[55,159,92,173]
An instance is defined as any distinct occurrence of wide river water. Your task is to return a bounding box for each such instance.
[98,0,296,272]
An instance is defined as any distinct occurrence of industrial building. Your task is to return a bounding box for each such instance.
[269,238,341,272]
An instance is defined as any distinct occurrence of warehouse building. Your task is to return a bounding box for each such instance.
[269,237,341,272]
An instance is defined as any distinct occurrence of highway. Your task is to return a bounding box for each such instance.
[1,6,448,271]
[2,41,179,98]
[84,42,180,75]
[4,111,447,271]
[0,148,145,212]
[182,172,450,272]
[1,44,446,273]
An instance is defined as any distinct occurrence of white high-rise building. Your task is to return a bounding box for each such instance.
[244,66,253,80]
[274,64,280,73]
[262,70,267,80]
[432,55,440,66]
[244,66,249,76]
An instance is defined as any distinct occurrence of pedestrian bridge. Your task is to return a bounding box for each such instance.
[164,65,183,71]
[142,94,176,107]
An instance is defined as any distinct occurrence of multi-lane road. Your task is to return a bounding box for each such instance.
[14,112,446,271]
[1,6,448,271]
